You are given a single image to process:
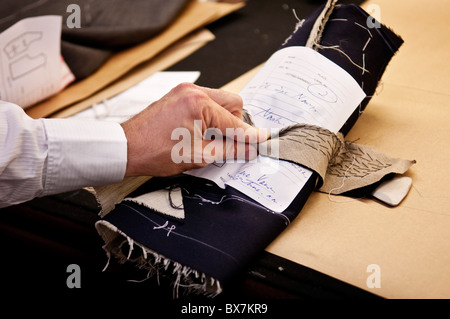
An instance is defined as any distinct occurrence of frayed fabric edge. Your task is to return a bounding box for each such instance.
[122,187,185,221]
[94,219,223,298]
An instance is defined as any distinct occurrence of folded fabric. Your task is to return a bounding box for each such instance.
[0,0,191,80]
[260,123,415,195]
[96,1,406,297]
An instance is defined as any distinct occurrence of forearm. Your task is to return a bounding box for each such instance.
[0,102,127,208]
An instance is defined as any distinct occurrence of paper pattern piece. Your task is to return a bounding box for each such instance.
[188,46,366,212]
[0,16,74,108]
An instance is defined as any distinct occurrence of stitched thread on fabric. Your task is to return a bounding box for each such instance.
[258,123,415,195]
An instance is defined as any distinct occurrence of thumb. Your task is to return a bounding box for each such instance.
[211,106,270,144]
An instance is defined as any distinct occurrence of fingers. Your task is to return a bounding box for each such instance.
[201,138,258,164]
[123,82,270,178]
[207,105,270,144]
[195,86,244,118]
[191,87,269,144]
[183,83,269,162]
[175,83,270,144]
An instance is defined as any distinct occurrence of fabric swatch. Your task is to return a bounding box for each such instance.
[260,123,415,194]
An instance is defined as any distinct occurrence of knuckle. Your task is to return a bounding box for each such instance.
[169,83,209,117]
[182,92,208,115]
[172,82,197,93]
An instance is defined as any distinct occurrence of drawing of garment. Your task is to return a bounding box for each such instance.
[96,2,404,297]
[0,0,190,80]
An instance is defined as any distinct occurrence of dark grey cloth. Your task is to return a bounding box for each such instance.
[0,0,191,79]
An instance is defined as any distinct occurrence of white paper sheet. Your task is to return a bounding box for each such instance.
[71,71,201,122]
[187,46,366,212]
[0,16,74,108]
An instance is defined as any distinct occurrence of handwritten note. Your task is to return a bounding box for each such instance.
[241,46,366,133]
[226,157,312,212]
[187,46,365,212]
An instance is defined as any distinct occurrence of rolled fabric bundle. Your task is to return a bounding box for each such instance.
[96,1,405,297]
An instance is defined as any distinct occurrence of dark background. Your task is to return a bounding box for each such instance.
[170,0,363,88]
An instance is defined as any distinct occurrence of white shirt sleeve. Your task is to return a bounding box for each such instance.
[0,101,127,208]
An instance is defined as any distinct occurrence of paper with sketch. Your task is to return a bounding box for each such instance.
[187,46,366,212]
[0,16,74,109]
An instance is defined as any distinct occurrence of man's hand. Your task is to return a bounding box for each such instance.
[121,83,268,177]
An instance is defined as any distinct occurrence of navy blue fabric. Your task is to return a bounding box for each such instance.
[102,3,403,291]
[106,174,316,283]
[281,4,403,135]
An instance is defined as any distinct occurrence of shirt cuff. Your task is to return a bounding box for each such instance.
[41,118,127,196]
